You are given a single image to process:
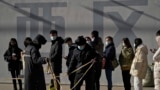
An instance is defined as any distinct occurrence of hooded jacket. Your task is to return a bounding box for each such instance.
[24,35,47,90]
[153,36,160,63]
[130,44,148,79]
[49,37,64,73]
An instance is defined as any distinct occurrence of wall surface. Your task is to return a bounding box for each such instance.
[0,0,160,85]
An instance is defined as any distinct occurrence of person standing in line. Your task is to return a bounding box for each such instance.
[49,30,64,90]
[153,30,160,90]
[21,37,33,70]
[119,38,134,90]
[64,37,76,89]
[130,38,148,90]
[103,36,116,90]
[68,36,97,90]
[4,38,23,90]
[24,34,48,90]
[90,30,104,90]
[85,37,92,46]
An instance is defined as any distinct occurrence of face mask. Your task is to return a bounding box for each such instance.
[106,42,110,46]
[91,37,95,41]
[50,36,57,41]
[134,43,136,47]
[78,45,85,50]
[122,43,125,46]
[87,41,91,44]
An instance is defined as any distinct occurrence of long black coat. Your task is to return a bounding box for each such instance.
[24,45,46,90]
[4,47,22,71]
[49,37,64,74]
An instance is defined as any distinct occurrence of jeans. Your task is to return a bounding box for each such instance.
[105,69,112,90]
[134,77,143,90]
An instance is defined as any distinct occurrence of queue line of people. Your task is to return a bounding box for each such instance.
[3,30,160,90]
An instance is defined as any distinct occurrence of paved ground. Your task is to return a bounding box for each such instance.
[0,84,154,90]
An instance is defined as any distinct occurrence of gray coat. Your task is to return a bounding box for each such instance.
[24,45,46,90]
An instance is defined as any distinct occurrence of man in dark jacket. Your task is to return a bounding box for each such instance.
[24,34,48,90]
[103,36,116,90]
[64,37,76,89]
[91,30,104,90]
[68,36,97,90]
[49,30,64,90]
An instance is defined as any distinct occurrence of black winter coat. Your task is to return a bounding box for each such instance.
[66,44,76,67]
[68,44,97,74]
[24,45,46,90]
[4,47,22,71]
[49,37,64,73]
[103,42,116,70]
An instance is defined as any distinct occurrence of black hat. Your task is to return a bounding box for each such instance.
[33,34,47,45]
[75,36,86,45]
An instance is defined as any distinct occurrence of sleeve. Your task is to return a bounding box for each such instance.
[31,47,46,64]
[17,48,23,61]
[137,49,146,62]
[68,51,77,74]
[153,48,160,62]
[50,43,61,62]
[3,50,12,62]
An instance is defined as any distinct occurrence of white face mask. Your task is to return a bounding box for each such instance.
[106,42,109,46]
[122,43,125,46]
[134,43,136,47]
[78,45,85,50]
[50,36,57,41]
[87,41,91,44]
[91,37,95,41]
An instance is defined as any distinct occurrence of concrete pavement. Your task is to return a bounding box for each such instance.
[0,84,154,90]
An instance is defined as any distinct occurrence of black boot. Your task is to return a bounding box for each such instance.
[13,80,17,90]
[18,79,23,90]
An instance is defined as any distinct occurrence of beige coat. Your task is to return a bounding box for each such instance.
[130,44,148,79]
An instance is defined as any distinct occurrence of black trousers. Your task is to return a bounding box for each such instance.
[122,70,131,90]
[10,69,22,90]
[69,73,75,89]
[50,73,60,90]
[94,65,102,90]
[73,71,95,90]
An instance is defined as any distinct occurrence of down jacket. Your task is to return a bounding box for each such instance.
[130,44,148,79]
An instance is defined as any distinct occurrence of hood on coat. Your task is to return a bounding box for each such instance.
[52,37,64,44]
[156,36,160,47]
[33,34,47,45]
[137,44,148,55]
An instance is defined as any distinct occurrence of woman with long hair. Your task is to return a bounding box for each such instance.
[119,38,134,90]
[4,38,23,90]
